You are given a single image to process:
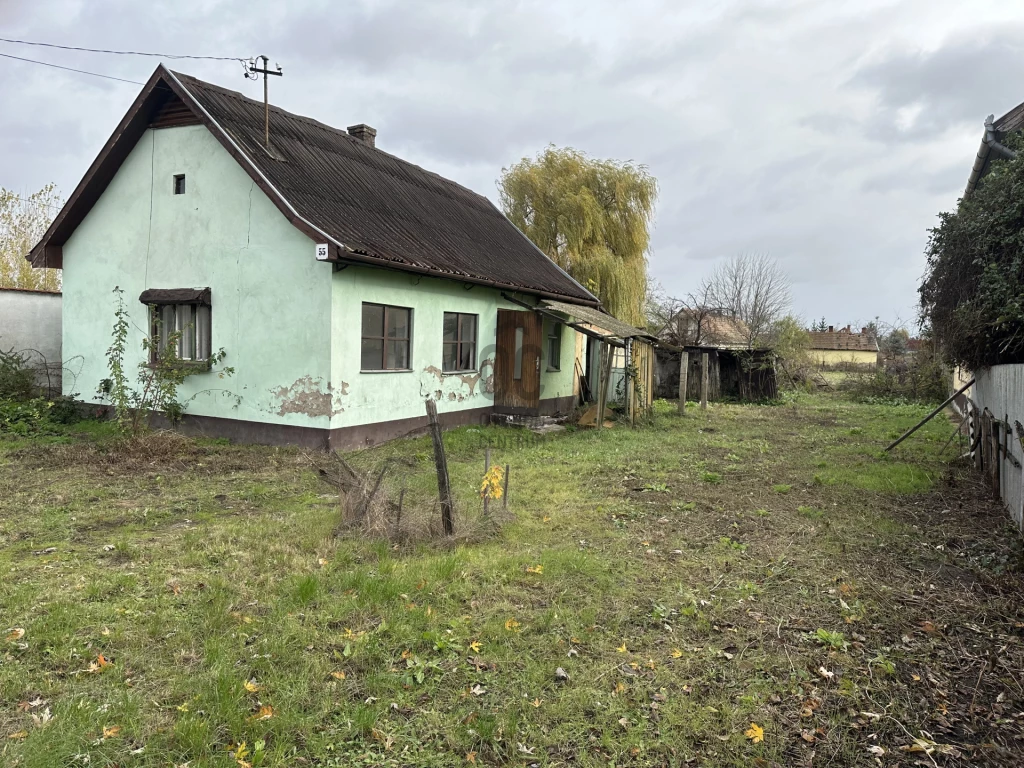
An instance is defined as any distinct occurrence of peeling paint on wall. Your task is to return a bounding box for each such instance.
[272,376,345,417]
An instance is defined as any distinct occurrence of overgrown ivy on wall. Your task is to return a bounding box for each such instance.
[921,134,1024,370]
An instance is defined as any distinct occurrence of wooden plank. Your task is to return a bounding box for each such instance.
[884,378,975,452]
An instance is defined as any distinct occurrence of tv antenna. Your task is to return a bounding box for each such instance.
[245,55,282,148]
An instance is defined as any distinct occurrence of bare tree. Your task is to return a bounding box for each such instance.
[701,253,791,349]
[646,281,721,347]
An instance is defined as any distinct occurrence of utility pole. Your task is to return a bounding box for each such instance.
[247,55,282,148]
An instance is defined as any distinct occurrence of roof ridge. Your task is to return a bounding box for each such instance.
[171,70,494,208]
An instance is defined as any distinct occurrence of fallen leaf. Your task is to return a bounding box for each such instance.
[102,725,121,738]
[526,564,543,574]
[616,642,628,653]
[466,751,477,764]
[744,723,765,743]
[7,730,28,740]
[670,648,683,658]
[101,627,111,636]
[244,680,260,692]
[800,730,816,743]
[504,618,520,631]
[97,653,111,668]
[177,703,189,712]
[250,705,273,721]
[470,684,486,696]
[867,745,886,756]
[318,557,328,567]
[542,516,551,523]
[30,708,52,727]
[6,628,25,642]
[468,641,482,653]
[531,698,542,707]
[817,666,834,680]
[330,671,346,680]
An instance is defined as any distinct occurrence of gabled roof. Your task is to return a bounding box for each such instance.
[29,65,598,306]
[808,330,878,352]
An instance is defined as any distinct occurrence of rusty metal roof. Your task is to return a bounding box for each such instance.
[540,299,656,341]
[808,331,878,352]
[28,65,597,306]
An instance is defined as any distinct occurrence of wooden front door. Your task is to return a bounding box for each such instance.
[494,309,543,414]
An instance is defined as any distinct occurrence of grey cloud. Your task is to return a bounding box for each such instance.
[1,0,1017,328]
[850,26,1024,141]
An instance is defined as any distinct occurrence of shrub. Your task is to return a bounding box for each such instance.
[840,342,947,405]
[0,348,36,401]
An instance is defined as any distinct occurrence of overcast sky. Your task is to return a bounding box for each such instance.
[2,0,1022,328]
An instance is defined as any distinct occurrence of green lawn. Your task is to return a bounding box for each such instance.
[2,393,1023,767]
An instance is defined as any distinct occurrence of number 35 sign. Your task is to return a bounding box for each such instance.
[315,243,330,261]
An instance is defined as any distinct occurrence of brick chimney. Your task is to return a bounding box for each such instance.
[828,325,834,333]
[861,326,868,335]
[347,124,377,148]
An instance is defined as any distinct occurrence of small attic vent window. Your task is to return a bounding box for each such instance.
[173,175,186,195]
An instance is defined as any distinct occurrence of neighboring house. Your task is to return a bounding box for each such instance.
[28,65,608,449]
[808,325,878,369]
[0,286,62,393]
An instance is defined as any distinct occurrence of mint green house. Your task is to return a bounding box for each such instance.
[30,65,608,449]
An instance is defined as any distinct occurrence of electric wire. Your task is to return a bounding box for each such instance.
[0,51,143,84]
[0,37,246,62]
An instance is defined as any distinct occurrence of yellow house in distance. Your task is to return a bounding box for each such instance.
[808,325,879,369]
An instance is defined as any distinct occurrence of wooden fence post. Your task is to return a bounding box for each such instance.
[596,342,613,429]
[678,350,689,415]
[700,352,709,411]
[425,399,455,536]
[483,446,491,517]
[503,463,510,511]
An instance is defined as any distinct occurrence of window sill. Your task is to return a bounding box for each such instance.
[360,369,414,374]
[147,360,212,372]
[546,367,561,373]
[441,369,477,376]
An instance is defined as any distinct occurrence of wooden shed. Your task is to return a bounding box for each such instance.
[654,345,778,403]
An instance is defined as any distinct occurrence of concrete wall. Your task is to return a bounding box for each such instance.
[810,349,877,369]
[970,365,1024,531]
[0,288,63,392]
[62,124,334,430]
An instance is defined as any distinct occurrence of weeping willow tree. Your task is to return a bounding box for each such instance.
[498,147,657,325]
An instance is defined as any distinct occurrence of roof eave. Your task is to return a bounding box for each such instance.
[965,114,1018,198]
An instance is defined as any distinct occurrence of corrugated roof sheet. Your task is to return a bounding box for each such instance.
[540,299,655,340]
[172,72,596,304]
[995,101,1024,134]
